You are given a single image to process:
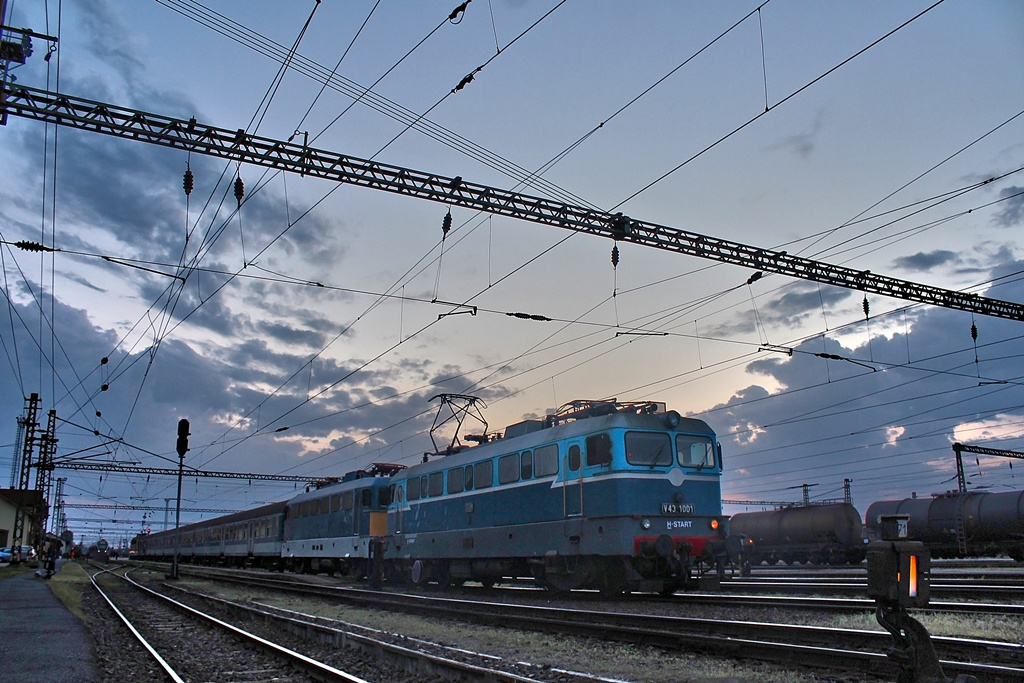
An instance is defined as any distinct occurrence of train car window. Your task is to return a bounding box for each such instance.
[378,486,392,507]
[534,444,559,477]
[521,451,533,480]
[428,471,444,497]
[408,476,421,500]
[676,434,716,469]
[474,459,494,489]
[420,475,429,497]
[464,464,475,491]
[568,444,581,471]
[448,466,465,494]
[585,433,612,466]
[498,453,520,484]
[331,494,341,512]
[343,491,354,510]
[625,431,672,467]
[388,484,396,505]
[362,488,373,507]
[301,501,311,517]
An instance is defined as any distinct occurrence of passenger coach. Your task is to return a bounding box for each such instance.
[385,399,728,594]
[136,500,286,567]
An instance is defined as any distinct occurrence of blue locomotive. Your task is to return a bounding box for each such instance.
[136,398,730,593]
[387,398,728,593]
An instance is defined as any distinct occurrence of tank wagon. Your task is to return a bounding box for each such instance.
[385,399,729,594]
[865,489,1024,561]
[729,503,865,565]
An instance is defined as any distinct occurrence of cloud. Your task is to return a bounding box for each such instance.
[769,109,826,159]
[891,250,958,272]
[705,261,1024,509]
[993,186,1024,228]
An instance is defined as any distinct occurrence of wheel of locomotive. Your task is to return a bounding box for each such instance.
[530,563,546,588]
[434,563,454,589]
[598,559,629,597]
[659,582,681,597]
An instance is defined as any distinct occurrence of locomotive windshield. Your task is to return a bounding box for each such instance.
[625,431,672,466]
[677,434,715,469]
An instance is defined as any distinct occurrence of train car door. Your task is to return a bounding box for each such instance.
[563,442,583,517]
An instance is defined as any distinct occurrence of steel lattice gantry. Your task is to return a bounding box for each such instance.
[952,442,1024,493]
[2,84,1023,322]
[52,461,319,484]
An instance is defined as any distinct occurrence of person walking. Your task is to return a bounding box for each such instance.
[44,542,58,579]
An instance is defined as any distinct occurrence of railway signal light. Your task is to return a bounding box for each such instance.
[176,418,190,457]
[867,539,930,607]
[867,514,930,608]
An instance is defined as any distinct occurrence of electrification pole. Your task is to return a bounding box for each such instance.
[171,418,189,580]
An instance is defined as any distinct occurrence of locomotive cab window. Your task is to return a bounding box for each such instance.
[378,487,392,507]
[586,433,612,466]
[362,488,374,506]
[521,451,533,480]
[677,434,715,469]
[568,444,581,471]
[625,431,672,467]
[408,477,421,501]
[343,491,354,510]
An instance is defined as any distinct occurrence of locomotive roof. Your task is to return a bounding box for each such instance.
[403,402,713,476]
[287,471,392,505]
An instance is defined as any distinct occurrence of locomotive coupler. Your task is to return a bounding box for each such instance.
[866,515,977,683]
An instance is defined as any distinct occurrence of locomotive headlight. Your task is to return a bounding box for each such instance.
[710,519,719,530]
[642,518,651,530]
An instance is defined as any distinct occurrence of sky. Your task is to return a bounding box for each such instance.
[1,0,1023,547]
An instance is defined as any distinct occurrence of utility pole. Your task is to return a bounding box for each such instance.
[163,498,173,531]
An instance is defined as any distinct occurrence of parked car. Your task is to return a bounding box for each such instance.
[0,546,36,562]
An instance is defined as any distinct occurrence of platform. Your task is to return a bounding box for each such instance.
[0,561,100,682]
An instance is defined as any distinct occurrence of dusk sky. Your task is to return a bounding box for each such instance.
[2,0,1022,547]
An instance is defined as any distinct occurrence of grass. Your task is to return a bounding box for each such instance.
[42,560,93,622]
[0,563,35,580]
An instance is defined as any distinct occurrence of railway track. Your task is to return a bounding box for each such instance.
[157,564,1024,682]
[91,564,607,682]
[717,577,1024,602]
[88,565,374,682]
